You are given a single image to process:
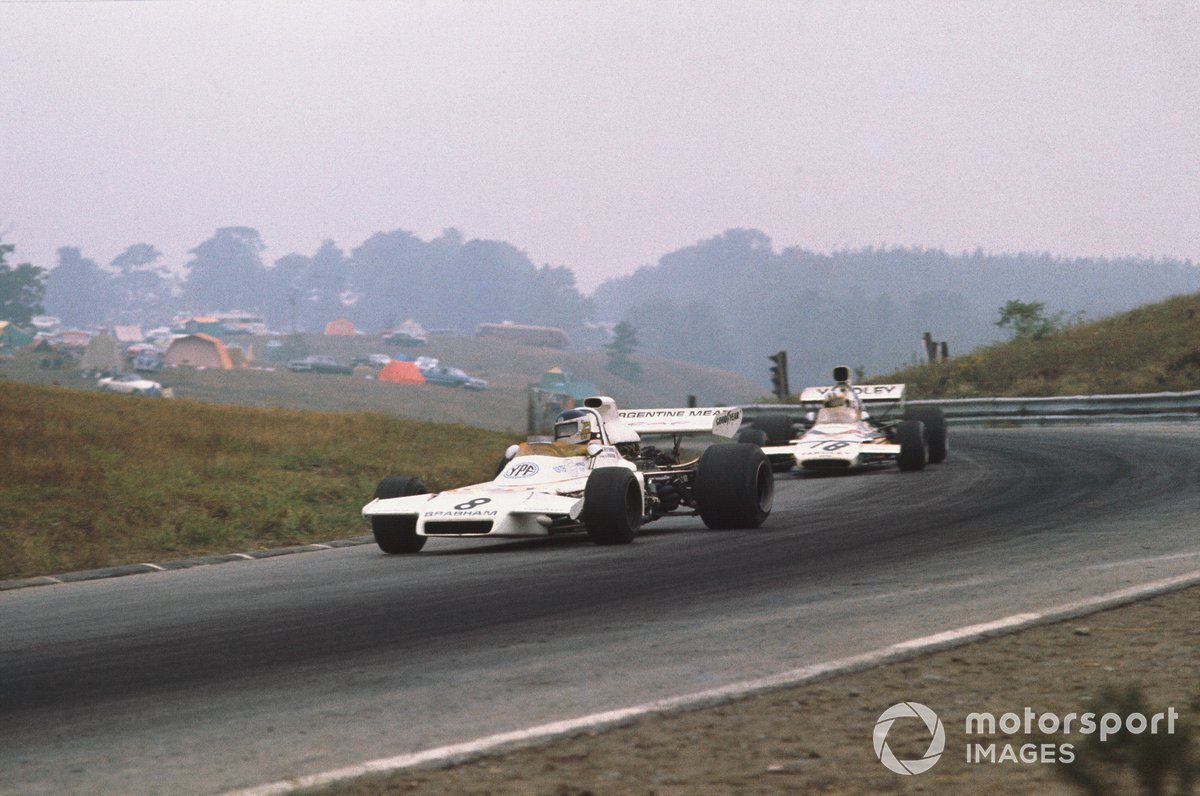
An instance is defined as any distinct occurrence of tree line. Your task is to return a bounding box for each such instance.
[6,226,1197,386]
[37,226,597,344]
[590,229,1199,385]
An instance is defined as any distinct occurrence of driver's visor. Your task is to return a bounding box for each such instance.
[554,419,585,440]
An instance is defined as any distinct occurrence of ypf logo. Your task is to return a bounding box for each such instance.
[504,462,539,479]
[873,702,945,775]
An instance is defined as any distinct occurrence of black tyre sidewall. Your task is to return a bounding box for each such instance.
[372,475,428,553]
[896,420,928,471]
[751,414,795,445]
[695,443,774,529]
[582,467,641,545]
[736,428,768,446]
[905,406,948,463]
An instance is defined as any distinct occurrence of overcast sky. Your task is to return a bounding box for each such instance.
[2,1,1197,292]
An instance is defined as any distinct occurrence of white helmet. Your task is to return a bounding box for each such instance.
[554,410,593,444]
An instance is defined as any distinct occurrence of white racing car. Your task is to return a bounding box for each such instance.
[362,396,774,553]
[744,366,947,473]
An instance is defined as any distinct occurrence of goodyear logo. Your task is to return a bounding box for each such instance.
[713,408,742,433]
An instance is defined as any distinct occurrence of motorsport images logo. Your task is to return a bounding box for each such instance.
[873,702,946,775]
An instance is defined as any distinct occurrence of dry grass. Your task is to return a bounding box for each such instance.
[884,292,1200,398]
[0,333,762,432]
[0,381,512,579]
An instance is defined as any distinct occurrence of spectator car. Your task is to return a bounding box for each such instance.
[420,365,477,388]
[286,356,354,374]
[351,353,393,368]
[98,373,164,396]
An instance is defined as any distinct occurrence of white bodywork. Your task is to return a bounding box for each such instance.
[762,384,905,470]
[97,373,163,395]
[362,398,742,538]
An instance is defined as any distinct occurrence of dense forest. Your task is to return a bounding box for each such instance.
[591,229,1200,384]
[33,226,1200,386]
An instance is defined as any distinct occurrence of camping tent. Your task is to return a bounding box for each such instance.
[112,325,144,344]
[164,333,233,369]
[182,317,226,338]
[538,367,597,401]
[0,321,35,350]
[225,345,249,369]
[79,331,124,372]
[377,359,425,384]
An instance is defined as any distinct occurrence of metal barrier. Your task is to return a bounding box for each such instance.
[741,390,1200,428]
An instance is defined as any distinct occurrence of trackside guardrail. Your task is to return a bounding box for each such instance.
[741,390,1200,428]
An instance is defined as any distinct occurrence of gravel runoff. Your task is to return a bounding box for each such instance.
[292,582,1199,796]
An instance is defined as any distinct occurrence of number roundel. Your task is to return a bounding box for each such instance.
[454,497,492,511]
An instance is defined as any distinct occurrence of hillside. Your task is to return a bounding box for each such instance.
[1,334,763,433]
[0,380,519,579]
[591,230,1199,385]
[881,291,1200,398]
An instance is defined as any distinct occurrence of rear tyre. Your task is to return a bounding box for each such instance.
[582,467,642,545]
[372,476,428,553]
[736,428,768,446]
[695,443,774,529]
[751,414,794,445]
[904,406,948,463]
[896,421,928,471]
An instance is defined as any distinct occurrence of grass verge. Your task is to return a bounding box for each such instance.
[0,380,511,580]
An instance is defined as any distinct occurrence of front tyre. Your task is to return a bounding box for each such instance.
[695,443,774,529]
[896,420,928,471]
[582,467,642,545]
[372,476,428,553]
[904,406,948,463]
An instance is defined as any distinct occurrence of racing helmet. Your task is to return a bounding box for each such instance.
[823,390,850,408]
[554,409,594,444]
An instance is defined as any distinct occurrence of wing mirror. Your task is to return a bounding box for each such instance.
[586,441,603,458]
[504,444,519,460]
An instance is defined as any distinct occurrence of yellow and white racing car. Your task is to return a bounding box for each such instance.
[362,396,774,553]
[746,366,947,473]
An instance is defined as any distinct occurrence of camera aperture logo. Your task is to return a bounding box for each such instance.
[874,700,1180,774]
[874,702,946,775]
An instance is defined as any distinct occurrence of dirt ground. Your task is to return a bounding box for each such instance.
[309,584,1199,796]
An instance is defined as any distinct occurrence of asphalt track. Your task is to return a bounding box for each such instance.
[2,426,1199,795]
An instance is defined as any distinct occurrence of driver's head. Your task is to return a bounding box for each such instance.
[554,409,593,444]
[823,390,849,408]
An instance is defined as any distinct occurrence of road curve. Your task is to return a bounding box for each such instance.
[2,426,1198,795]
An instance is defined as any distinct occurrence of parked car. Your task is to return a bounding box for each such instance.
[98,373,164,396]
[132,352,163,372]
[420,365,477,388]
[351,353,393,368]
[286,356,354,374]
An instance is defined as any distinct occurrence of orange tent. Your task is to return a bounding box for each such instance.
[164,333,234,369]
[377,359,425,384]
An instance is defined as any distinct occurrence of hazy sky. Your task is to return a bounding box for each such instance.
[3,1,1197,292]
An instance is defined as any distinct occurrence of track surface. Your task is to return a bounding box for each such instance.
[3,427,1199,795]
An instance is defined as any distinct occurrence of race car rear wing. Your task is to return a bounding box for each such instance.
[798,384,906,404]
[616,406,743,438]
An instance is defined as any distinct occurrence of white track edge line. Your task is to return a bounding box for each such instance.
[228,569,1200,796]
